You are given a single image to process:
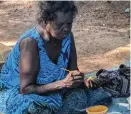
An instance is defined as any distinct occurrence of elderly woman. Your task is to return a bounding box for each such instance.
[0,1,111,114]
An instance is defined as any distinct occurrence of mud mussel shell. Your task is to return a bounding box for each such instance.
[73,75,84,80]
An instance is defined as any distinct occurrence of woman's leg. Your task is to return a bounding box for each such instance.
[0,89,8,114]
[56,87,112,114]
[0,88,53,114]
[28,103,53,114]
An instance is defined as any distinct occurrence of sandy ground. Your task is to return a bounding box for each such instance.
[0,1,130,73]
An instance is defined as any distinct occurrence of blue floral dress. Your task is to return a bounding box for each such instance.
[0,26,112,114]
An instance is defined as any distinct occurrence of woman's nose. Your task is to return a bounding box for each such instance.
[61,24,70,32]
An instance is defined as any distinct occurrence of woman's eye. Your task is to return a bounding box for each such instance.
[68,23,72,25]
[55,22,72,29]
[56,23,64,28]
[57,24,63,28]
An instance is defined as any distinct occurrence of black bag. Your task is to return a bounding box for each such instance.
[96,64,130,97]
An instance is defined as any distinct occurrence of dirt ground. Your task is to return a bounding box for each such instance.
[0,1,130,73]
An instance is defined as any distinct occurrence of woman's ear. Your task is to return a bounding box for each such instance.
[41,22,50,41]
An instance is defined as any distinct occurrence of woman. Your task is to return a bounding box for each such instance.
[0,1,111,114]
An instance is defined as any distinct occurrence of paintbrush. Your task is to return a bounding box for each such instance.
[61,68,84,80]
[61,68,71,72]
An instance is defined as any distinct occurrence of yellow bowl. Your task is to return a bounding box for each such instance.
[86,105,108,114]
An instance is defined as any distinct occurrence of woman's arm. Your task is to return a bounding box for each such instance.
[68,32,78,70]
[19,38,66,95]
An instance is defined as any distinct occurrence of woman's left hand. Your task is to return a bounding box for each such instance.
[84,76,100,88]
[84,77,93,88]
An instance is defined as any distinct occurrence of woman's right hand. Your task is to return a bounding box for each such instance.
[62,70,84,88]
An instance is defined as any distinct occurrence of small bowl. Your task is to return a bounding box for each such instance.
[86,105,108,114]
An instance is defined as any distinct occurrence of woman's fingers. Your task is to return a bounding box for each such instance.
[73,75,84,80]
[89,80,93,88]
[71,70,81,76]
[64,70,85,88]
[84,78,89,88]
[84,78,95,88]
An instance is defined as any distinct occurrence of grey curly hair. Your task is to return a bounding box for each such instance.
[37,1,77,24]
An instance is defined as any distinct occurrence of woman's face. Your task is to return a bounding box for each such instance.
[46,11,74,40]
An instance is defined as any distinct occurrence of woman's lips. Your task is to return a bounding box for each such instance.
[56,32,69,40]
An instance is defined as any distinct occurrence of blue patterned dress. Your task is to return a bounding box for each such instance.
[0,26,112,114]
